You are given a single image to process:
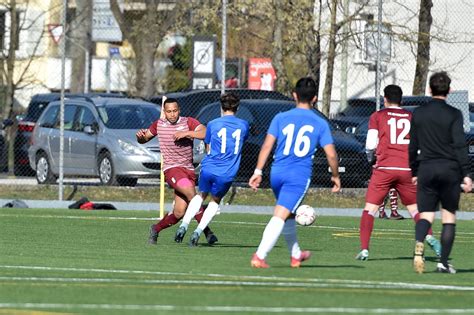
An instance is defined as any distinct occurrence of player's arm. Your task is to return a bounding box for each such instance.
[136,129,155,144]
[408,114,419,179]
[365,129,379,165]
[248,134,276,191]
[323,144,341,192]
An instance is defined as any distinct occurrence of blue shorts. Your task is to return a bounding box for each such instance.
[198,169,233,198]
[271,169,311,213]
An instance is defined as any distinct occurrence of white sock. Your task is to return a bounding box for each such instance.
[282,217,301,259]
[180,195,203,229]
[255,216,285,259]
[195,201,219,235]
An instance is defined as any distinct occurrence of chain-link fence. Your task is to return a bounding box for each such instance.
[1,0,474,207]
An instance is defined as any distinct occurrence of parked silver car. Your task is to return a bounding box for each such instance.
[28,97,162,186]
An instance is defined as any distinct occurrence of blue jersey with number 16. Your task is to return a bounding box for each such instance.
[268,108,333,174]
[201,115,249,177]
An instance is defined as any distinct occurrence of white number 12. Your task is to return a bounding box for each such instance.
[387,117,410,144]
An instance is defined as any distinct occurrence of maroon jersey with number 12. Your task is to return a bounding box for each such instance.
[368,107,412,170]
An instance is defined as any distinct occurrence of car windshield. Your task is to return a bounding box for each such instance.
[340,100,377,117]
[97,104,160,129]
[245,103,337,131]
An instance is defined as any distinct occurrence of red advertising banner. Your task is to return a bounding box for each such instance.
[248,58,276,91]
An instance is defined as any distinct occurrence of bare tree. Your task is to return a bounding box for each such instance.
[110,0,179,98]
[272,0,286,92]
[412,0,432,95]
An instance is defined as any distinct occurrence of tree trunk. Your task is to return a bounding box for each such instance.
[272,0,286,92]
[321,0,338,117]
[110,0,176,99]
[70,0,92,93]
[412,0,433,95]
[6,0,17,119]
[307,0,323,96]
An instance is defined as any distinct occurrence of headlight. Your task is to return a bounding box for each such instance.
[194,140,205,155]
[118,139,147,155]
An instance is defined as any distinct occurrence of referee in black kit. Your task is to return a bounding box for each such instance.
[409,71,472,274]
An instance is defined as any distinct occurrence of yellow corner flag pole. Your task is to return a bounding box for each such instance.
[160,160,165,219]
[159,96,167,220]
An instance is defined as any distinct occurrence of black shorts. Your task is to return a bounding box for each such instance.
[417,160,462,213]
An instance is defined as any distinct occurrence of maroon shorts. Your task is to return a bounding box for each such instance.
[366,168,416,206]
[163,167,196,190]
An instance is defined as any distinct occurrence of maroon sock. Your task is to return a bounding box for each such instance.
[155,213,179,233]
[194,206,205,222]
[413,213,433,235]
[360,210,375,250]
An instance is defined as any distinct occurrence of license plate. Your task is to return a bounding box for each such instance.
[328,167,345,173]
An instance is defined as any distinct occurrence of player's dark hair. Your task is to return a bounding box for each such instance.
[163,98,180,108]
[294,77,318,104]
[429,71,451,97]
[383,85,403,105]
[220,93,240,113]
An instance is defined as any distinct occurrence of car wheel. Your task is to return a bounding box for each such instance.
[36,152,57,184]
[117,177,138,187]
[98,152,118,186]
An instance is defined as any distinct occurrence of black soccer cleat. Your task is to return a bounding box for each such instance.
[389,212,404,220]
[436,263,456,274]
[189,232,200,247]
[148,224,159,245]
[206,232,218,245]
[174,226,187,243]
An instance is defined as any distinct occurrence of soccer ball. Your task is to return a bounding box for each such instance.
[295,205,316,226]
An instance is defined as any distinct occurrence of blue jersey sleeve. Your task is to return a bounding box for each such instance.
[267,114,280,137]
[318,120,333,147]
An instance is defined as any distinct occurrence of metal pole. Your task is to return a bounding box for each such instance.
[84,48,90,93]
[375,0,383,111]
[59,0,67,200]
[106,47,111,93]
[221,0,227,95]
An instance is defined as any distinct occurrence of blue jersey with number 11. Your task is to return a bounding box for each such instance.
[268,108,333,174]
[201,115,249,177]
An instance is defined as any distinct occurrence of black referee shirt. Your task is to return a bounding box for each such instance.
[409,98,470,177]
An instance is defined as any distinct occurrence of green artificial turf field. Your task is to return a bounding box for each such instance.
[0,208,473,314]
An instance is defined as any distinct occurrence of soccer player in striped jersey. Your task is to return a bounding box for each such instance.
[356,85,441,261]
[174,92,249,246]
[136,98,217,245]
[249,77,341,268]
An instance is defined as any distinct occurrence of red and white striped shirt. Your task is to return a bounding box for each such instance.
[149,117,201,171]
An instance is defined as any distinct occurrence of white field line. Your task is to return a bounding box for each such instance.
[1,265,474,292]
[0,303,474,314]
[0,275,474,291]
[1,213,474,235]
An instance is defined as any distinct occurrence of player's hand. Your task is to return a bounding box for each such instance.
[331,176,341,192]
[174,131,190,140]
[412,176,417,185]
[136,129,148,143]
[461,176,473,193]
[249,174,262,191]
